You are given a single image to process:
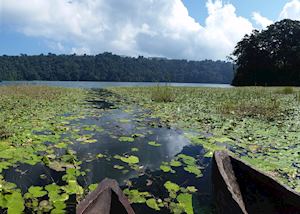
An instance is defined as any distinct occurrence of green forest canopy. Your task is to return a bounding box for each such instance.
[0,53,233,83]
[232,19,300,86]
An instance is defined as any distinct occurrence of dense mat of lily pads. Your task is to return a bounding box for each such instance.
[0,86,206,214]
[0,86,88,213]
[1,85,300,214]
[110,86,300,192]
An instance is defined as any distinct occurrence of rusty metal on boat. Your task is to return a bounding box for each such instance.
[212,150,300,214]
[76,178,135,214]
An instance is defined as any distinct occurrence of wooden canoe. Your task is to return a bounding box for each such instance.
[77,178,135,214]
[212,150,300,214]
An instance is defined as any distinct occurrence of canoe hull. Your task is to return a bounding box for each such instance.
[77,178,135,214]
[212,151,300,214]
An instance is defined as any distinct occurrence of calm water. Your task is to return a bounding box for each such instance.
[3,89,214,213]
[0,81,231,88]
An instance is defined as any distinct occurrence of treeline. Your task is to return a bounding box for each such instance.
[232,19,300,86]
[0,53,233,83]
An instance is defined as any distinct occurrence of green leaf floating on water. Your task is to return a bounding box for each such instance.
[120,156,139,164]
[96,153,106,158]
[82,139,97,144]
[164,181,180,193]
[170,160,182,167]
[55,142,68,149]
[184,165,202,177]
[146,198,160,211]
[0,178,17,192]
[45,184,69,203]
[51,201,67,214]
[88,184,98,192]
[189,136,225,157]
[177,193,193,214]
[118,136,135,142]
[113,165,125,170]
[6,191,25,214]
[159,164,175,173]
[27,186,47,198]
[148,141,161,147]
[160,165,172,172]
[63,180,84,195]
[123,189,151,204]
[185,186,198,193]
[0,193,6,208]
[177,154,196,165]
[131,147,139,152]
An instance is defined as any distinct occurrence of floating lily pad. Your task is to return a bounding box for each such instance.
[160,165,173,173]
[27,186,47,198]
[131,148,139,152]
[88,184,98,191]
[164,181,180,193]
[123,189,151,204]
[148,141,161,147]
[6,191,25,214]
[146,198,160,211]
[184,165,202,177]
[96,153,106,158]
[120,156,139,164]
[170,160,182,167]
[113,165,125,170]
[118,136,135,142]
[177,193,193,214]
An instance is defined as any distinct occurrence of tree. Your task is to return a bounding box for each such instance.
[0,53,234,83]
[232,19,300,86]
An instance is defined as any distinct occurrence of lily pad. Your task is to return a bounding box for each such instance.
[184,165,202,177]
[146,198,160,211]
[160,165,173,173]
[6,191,25,214]
[177,193,193,214]
[164,181,180,193]
[118,136,135,142]
[113,165,125,170]
[148,141,161,147]
[27,186,47,198]
[123,189,151,204]
[120,156,139,164]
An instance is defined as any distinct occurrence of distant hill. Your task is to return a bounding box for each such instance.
[0,53,233,83]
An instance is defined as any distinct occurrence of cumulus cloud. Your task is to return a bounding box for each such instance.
[1,0,254,60]
[279,0,300,20]
[252,12,273,29]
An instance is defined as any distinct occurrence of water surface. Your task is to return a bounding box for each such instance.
[3,88,214,213]
[0,81,231,88]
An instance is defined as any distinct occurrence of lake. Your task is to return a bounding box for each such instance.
[1,87,215,213]
[0,81,232,88]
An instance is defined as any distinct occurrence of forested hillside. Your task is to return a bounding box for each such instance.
[232,19,300,86]
[0,53,233,83]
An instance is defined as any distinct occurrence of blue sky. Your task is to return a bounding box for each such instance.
[183,0,288,24]
[1,0,299,60]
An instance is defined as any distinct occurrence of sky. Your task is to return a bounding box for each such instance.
[1,0,300,60]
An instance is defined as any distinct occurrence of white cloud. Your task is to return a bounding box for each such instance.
[1,0,254,60]
[252,12,273,29]
[279,0,300,20]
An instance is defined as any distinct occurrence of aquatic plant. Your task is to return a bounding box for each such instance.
[148,141,161,147]
[111,86,300,191]
[118,136,135,142]
[150,85,175,102]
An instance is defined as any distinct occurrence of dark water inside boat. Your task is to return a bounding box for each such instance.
[3,89,214,213]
